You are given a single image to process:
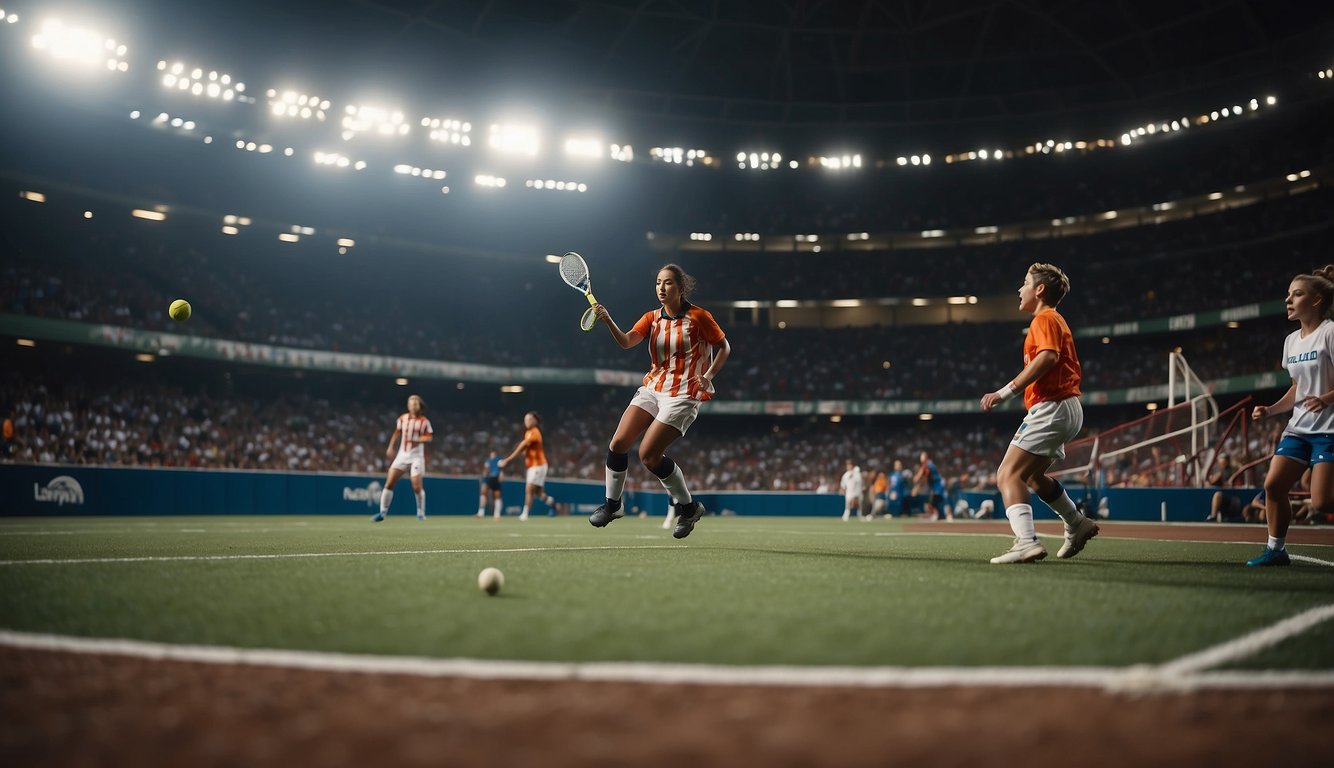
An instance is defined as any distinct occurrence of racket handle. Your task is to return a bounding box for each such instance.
[585,292,598,306]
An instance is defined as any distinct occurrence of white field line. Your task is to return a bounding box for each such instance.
[1153,602,1334,678]
[2,629,1333,693]
[0,544,682,567]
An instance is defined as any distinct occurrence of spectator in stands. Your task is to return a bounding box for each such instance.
[1247,265,1334,566]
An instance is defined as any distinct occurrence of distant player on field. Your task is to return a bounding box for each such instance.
[500,411,559,521]
[914,451,949,521]
[840,459,864,521]
[374,394,432,522]
[587,263,731,539]
[478,449,504,519]
[980,263,1098,563]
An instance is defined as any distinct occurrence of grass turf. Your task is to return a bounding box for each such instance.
[1,516,1331,669]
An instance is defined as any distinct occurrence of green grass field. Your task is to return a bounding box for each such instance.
[2,516,1332,672]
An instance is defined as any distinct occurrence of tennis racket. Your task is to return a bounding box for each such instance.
[558,251,599,332]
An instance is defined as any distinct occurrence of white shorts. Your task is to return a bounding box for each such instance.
[1011,397,1084,460]
[391,451,426,477]
[525,464,548,487]
[844,492,863,505]
[629,386,702,436]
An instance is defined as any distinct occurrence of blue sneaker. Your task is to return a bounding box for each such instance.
[1245,547,1290,567]
[371,511,385,523]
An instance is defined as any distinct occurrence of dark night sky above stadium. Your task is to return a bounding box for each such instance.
[105,0,1334,141]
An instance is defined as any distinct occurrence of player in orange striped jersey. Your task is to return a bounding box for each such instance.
[373,394,433,522]
[587,264,731,539]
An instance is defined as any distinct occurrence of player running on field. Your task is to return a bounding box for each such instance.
[499,411,560,521]
[478,450,504,519]
[587,263,731,539]
[374,394,432,522]
[980,263,1099,564]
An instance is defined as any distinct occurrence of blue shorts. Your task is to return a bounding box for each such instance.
[1275,433,1334,465]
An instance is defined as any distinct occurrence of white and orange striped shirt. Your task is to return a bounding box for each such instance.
[396,413,433,455]
[630,303,726,401]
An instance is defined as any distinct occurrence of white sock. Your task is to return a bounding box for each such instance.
[1044,488,1081,526]
[493,498,503,518]
[478,497,486,516]
[415,489,425,516]
[521,504,530,518]
[380,488,393,513]
[842,508,851,521]
[606,467,628,502]
[1005,503,1038,543]
[658,465,692,505]
[1268,535,1285,550]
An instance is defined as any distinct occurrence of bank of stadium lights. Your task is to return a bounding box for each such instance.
[1286,169,1313,182]
[341,105,409,140]
[18,190,46,203]
[689,232,713,241]
[943,148,1009,164]
[423,118,471,146]
[1,9,18,24]
[609,144,634,162]
[31,19,128,72]
[337,238,355,255]
[650,148,712,167]
[488,123,539,156]
[156,61,242,100]
[894,154,931,166]
[1320,68,1334,80]
[817,154,861,170]
[267,89,330,121]
[846,232,870,241]
[148,111,197,133]
[564,138,603,159]
[474,174,506,188]
[524,179,588,193]
[313,151,366,170]
[393,164,447,180]
[737,151,781,170]
[734,233,760,242]
[235,139,276,154]
[220,214,252,236]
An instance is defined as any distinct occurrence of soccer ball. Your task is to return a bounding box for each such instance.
[478,567,504,596]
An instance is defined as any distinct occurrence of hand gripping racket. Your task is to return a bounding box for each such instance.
[558,251,599,331]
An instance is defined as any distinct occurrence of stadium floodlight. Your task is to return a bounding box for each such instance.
[650,147,711,167]
[775,300,799,308]
[18,190,45,202]
[974,226,999,234]
[473,174,506,188]
[817,154,861,170]
[564,137,604,159]
[544,254,562,264]
[920,230,945,238]
[737,150,781,170]
[609,144,634,162]
[523,178,587,192]
[342,104,410,138]
[131,209,166,221]
[31,19,128,71]
[488,123,539,156]
[267,89,329,121]
[313,151,364,169]
[278,233,299,243]
[689,232,712,241]
[336,238,355,248]
[394,164,447,180]
[424,117,471,146]
[158,60,241,100]
[221,225,239,235]
[832,299,861,308]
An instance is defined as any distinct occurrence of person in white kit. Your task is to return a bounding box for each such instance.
[1246,265,1334,566]
[373,394,433,522]
[840,459,864,521]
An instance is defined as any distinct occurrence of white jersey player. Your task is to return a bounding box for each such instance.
[840,460,864,521]
[373,394,433,522]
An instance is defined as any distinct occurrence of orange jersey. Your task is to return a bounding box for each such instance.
[630,303,726,401]
[872,473,888,494]
[1023,308,1082,409]
[396,413,433,453]
[523,426,547,468]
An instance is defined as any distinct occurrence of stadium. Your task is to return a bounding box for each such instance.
[2,0,1333,764]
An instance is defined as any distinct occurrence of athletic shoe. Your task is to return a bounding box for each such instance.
[589,499,624,527]
[417,513,425,521]
[518,512,528,521]
[370,512,385,523]
[1056,516,1100,559]
[1245,547,1291,567]
[989,538,1047,564]
[672,501,705,539]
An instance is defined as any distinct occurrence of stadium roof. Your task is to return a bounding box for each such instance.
[125,0,1334,138]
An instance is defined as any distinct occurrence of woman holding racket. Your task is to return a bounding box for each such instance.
[587,264,730,539]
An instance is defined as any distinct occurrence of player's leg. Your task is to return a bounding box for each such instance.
[410,470,425,520]
[592,402,655,527]
[521,483,535,521]
[989,445,1051,563]
[491,486,503,518]
[640,409,705,539]
[1250,455,1306,565]
[478,481,487,517]
[377,467,405,522]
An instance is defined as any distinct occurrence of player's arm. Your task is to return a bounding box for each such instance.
[981,349,1058,412]
[593,304,644,349]
[696,338,731,393]
[1253,383,1297,421]
[499,437,530,467]
[385,428,400,458]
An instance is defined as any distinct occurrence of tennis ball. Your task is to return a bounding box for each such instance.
[478,567,504,596]
[168,299,192,322]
